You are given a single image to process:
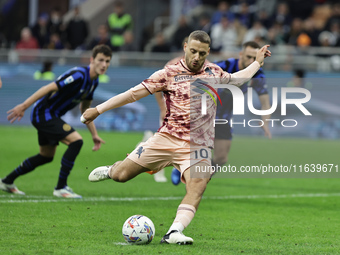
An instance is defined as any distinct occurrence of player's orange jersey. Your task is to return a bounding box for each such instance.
[141,59,230,148]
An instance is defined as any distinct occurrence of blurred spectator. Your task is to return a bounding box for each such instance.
[210,15,237,52]
[284,18,304,45]
[151,32,171,53]
[318,30,337,47]
[15,27,39,49]
[47,33,64,50]
[211,1,234,25]
[324,3,340,30]
[234,1,254,28]
[329,21,340,46]
[266,22,285,45]
[182,0,202,15]
[242,20,267,43]
[87,24,112,50]
[107,1,133,51]
[196,14,212,35]
[270,2,292,32]
[256,0,277,18]
[65,6,88,50]
[33,61,55,81]
[287,0,315,20]
[31,12,50,48]
[257,9,272,29]
[172,15,194,51]
[301,18,319,46]
[49,7,63,37]
[120,31,135,51]
[234,18,247,46]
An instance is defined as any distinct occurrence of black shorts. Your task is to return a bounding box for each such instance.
[32,118,75,146]
[215,122,232,140]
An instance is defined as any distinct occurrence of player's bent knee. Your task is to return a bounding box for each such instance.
[214,155,228,166]
[69,139,83,153]
[39,154,54,164]
[111,171,129,183]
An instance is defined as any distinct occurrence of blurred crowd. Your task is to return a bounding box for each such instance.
[6,0,340,53]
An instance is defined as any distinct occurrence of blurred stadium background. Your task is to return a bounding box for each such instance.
[0,0,340,138]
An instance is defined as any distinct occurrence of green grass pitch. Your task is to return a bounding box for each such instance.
[0,125,339,254]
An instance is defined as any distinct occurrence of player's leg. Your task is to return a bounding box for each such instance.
[138,130,167,182]
[0,138,55,195]
[213,139,232,166]
[213,121,232,167]
[89,158,151,183]
[154,168,167,182]
[161,162,211,244]
[89,132,170,183]
[53,130,83,198]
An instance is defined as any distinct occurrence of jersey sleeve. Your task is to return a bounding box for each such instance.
[216,65,231,84]
[141,69,168,94]
[55,69,85,90]
[250,69,268,95]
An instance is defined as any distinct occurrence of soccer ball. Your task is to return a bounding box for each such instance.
[122,215,155,245]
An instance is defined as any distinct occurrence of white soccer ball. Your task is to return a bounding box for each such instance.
[122,215,155,245]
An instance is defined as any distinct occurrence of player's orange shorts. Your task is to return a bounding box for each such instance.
[127,132,211,183]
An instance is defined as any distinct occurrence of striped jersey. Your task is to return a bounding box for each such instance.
[214,58,267,120]
[31,66,98,123]
[141,59,231,148]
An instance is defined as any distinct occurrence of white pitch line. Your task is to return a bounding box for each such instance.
[0,193,340,203]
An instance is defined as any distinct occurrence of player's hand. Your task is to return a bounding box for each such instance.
[256,45,271,67]
[81,107,100,124]
[261,123,272,139]
[7,104,26,123]
[92,135,105,151]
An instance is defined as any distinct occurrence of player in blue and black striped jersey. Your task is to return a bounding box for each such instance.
[213,41,272,168]
[0,45,112,198]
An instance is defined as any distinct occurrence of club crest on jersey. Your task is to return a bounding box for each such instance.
[64,76,74,85]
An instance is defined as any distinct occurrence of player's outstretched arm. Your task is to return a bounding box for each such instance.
[81,84,150,124]
[228,45,271,87]
[7,82,58,123]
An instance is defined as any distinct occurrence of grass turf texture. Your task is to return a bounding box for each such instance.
[0,125,339,254]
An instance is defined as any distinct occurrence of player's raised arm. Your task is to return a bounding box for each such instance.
[81,84,150,124]
[228,45,271,87]
[7,82,58,123]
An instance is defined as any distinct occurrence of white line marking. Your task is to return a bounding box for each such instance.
[0,193,340,203]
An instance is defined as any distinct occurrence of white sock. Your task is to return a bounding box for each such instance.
[167,204,196,234]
